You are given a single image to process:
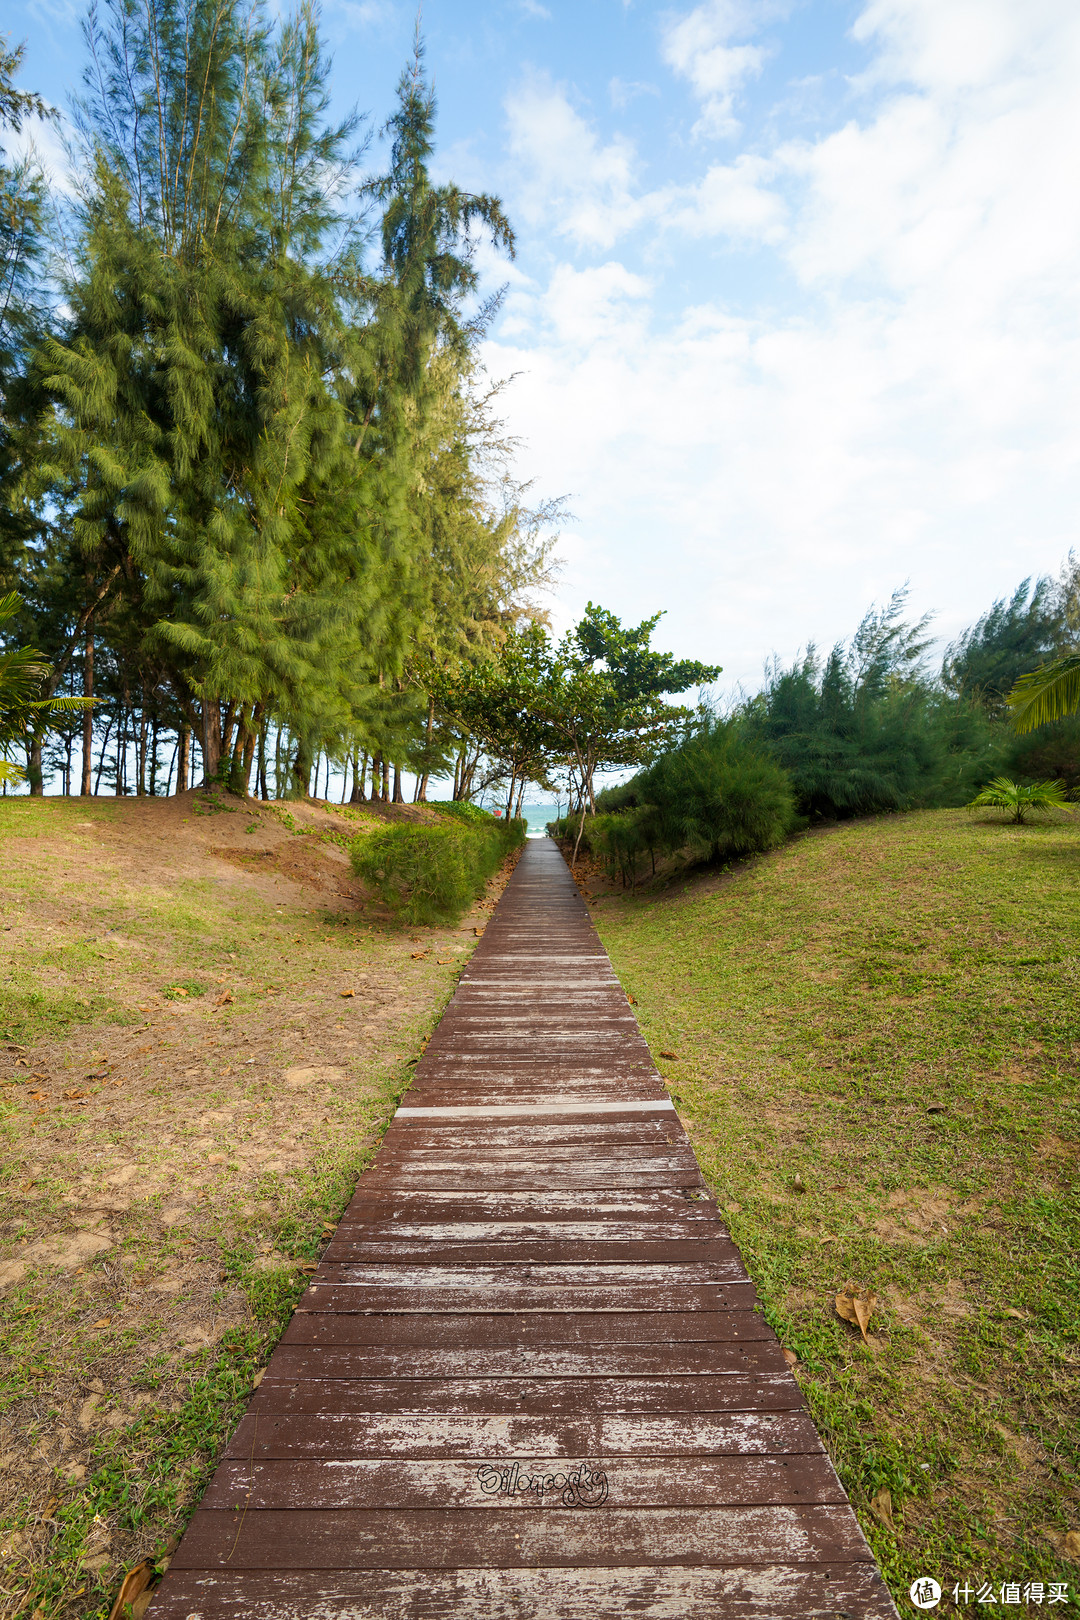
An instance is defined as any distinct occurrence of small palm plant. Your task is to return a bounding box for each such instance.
[966,776,1073,825]
[0,593,92,785]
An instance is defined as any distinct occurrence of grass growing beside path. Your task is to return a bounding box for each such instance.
[0,791,507,1620]
[592,809,1080,1617]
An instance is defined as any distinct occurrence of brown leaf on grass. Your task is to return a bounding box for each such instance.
[869,1486,894,1531]
[339,989,355,998]
[297,1262,318,1274]
[166,986,188,998]
[437,959,452,965]
[90,1318,111,1330]
[251,1369,265,1390]
[410,951,428,960]
[1001,1308,1027,1320]
[29,1089,48,1100]
[473,927,482,936]
[1064,1530,1080,1561]
[782,1347,799,1367]
[659,1051,679,1061]
[63,1088,90,1100]
[835,1285,877,1343]
[108,1557,158,1620]
[214,993,233,1007]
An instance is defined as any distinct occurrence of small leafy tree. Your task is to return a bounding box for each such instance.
[966,776,1072,825]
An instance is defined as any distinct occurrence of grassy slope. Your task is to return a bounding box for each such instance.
[0,793,500,1620]
[593,808,1079,1615]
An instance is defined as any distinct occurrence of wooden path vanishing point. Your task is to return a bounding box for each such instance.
[148,838,899,1619]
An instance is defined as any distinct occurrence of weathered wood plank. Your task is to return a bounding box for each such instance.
[266,1339,789,1380]
[199,1454,845,1511]
[225,1410,825,1460]
[281,1310,772,1345]
[144,1560,900,1620]
[246,1375,802,1414]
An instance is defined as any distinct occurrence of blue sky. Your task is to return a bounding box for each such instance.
[8,0,1080,698]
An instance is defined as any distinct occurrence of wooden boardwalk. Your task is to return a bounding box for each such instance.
[149,839,898,1619]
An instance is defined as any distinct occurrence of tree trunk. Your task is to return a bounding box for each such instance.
[382,758,390,801]
[27,729,44,795]
[350,750,367,804]
[289,734,315,800]
[257,717,270,801]
[94,715,114,794]
[177,724,190,793]
[166,740,178,796]
[392,765,404,804]
[200,701,222,784]
[81,620,94,796]
[149,715,160,795]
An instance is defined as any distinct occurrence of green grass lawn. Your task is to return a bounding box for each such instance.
[592,808,1080,1616]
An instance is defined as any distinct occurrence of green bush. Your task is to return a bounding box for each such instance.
[430,800,498,825]
[350,816,525,925]
[636,720,797,865]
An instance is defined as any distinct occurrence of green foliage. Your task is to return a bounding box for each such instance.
[430,799,496,824]
[742,592,1011,819]
[1006,654,1080,735]
[966,776,1073,825]
[584,720,796,883]
[350,815,523,924]
[635,720,797,863]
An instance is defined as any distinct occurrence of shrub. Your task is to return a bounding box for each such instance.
[350,817,524,925]
[636,720,797,865]
[430,800,498,825]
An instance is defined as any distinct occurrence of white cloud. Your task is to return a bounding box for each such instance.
[487,0,1080,684]
[661,0,782,137]
[503,75,651,248]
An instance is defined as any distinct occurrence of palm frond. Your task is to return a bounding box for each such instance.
[1006,654,1080,734]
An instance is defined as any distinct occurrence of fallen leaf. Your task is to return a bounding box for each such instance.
[791,1173,807,1194]
[90,1318,111,1330]
[135,1044,153,1054]
[214,992,233,1006]
[835,1284,877,1344]
[167,987,188,997]
[926,1102,947,1114]
[29,1089,48,1100]
[339,989,355,998]
[63,1089,90,1101]
[659,1051,679,1061]
[437,959,452,965]
[251,1369,265,1389]
[1001,1308,1028,1320]
[297,1262,318,1274]
[410,952,428,960]
[108,1557,158,1620]
[1065,1530,1080,1561]
[869,1486,894,1532]
[627,993,637,1004]
[782,1347,799,1367]
[473,927,482,936]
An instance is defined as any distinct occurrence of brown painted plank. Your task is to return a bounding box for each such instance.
[246,1375,802,1415]
[281,1311,773,1345]
[199,1454,846,1511]
[226,1410,824,1461]
[297,1282,760,1314]
[266,1340,789,1380]
[144,1560,899,1620]
[171,1503,869,1570]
